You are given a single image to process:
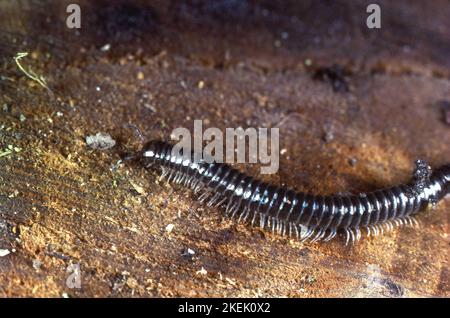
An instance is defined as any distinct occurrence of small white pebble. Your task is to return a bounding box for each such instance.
[187,248,195,255]
[165,223,174,233]
[196,267,207,275]
[100,44,111,52]
[280,148,287,155]
[0,249,10,257]
[86,132,116,150]
[32,259,42,270]
[129,181,146,195]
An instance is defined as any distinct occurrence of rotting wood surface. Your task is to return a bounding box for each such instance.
[0,0,449,297]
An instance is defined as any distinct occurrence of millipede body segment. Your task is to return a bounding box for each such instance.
[136,140,449,244]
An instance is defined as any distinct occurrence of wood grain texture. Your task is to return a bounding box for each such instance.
[0,0,449,297]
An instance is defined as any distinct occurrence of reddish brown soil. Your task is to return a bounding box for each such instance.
[0,0,448,297]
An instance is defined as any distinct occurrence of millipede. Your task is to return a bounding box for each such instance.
[125,140,449,245]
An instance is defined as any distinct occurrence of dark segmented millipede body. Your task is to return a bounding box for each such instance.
[135,140,449,244]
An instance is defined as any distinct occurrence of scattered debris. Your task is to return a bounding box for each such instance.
[100,43,111,52]
[0,249,11,257]
[86,132,116,150]
[129,180,146,195]
[0,149,12,158]
[186,248,195,255]
[313,64,351,93]
[13,52,49,90]
[144,103,156,112]
[300,274,317,287]
[32,259,42,270]
[110,160,123,172]
[253,92,269,107]
[196,267,207,276]
[165,223,174,234]
[225,277,236,286]
[112,272,129,292]
[19,114,26,122]
[181,248,195,260]
[45,245,70,260]
[0,145,22,158]
[323,129,335,143]
[8,190,19,198]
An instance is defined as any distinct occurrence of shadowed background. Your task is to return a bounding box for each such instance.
[0,0,449,297]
